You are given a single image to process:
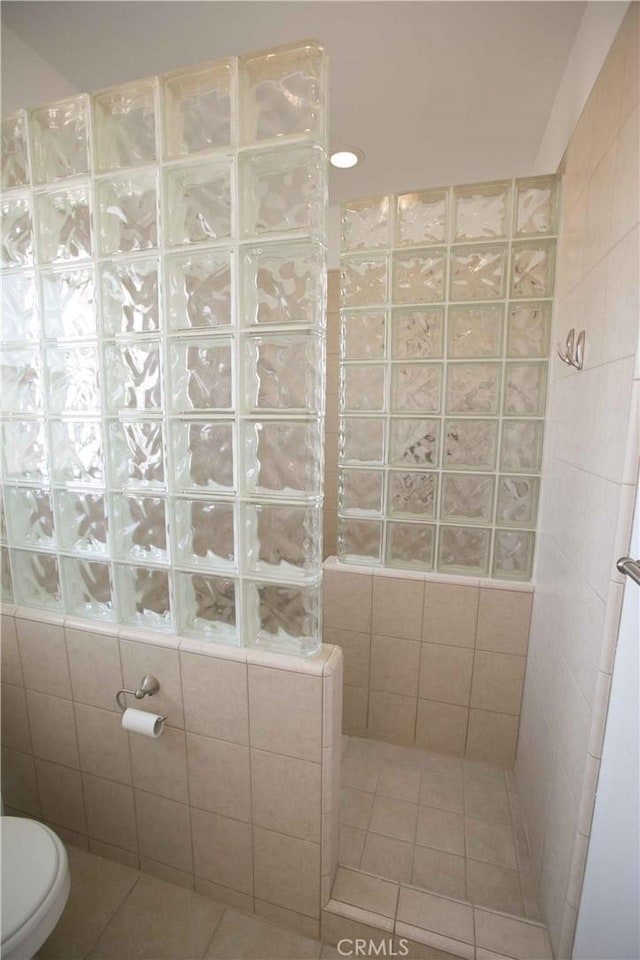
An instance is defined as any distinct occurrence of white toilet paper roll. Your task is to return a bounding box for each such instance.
[122,707,165,738]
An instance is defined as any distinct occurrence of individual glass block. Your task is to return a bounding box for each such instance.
[504,362,547,416]
[0,347,42,413]
[338,517,382,562]
[111,494,168,563]
[240,143,325,238]
[511,240,556,299]
[340,253,388,308]
[50,419,104,485]
[446,362,501,414]
[506,301,551,358]
[176,571,237,642]
[241,239,324,326]
[1,194,33,267]
[444,419,498,471]
[339,469,384,514]
[166,249,231,331]
[341,196,390,251]
[108,420,165,489]
[389,471,437,518]
[41,266,96,340]
[164,160,232,246]
[34,184,91,263]
[4,486,55,549]
[438,526,491,576]
[240,41,326,143]
[450,244,506,301]
[1,272,38,343]
[497,476,539,527]
[100,258,160,335]
[1,112,29,190]
[340,418,385,465]
[387,521,435,569]
[62,556,114,620]
[500,420,544,473]
[244,334,322,412]
[242,420,322,500]
[390,418,439,467]
[396,189,448,246]
[391,308,443,359]
[341,312,386,360]
[30,96,90,183]
[3,421,48,482]
[163,60,232,158]
[447,304,503,358]
[391,363,442,413]
[243,502,321,580]
[493,529,535,580]
[245,581,319,655]
[103,357,152,429]
[169,339,232,413]
[173,499,235,571]
[440,473,494,524]
[515,177,558,237]
[93,79,157,173]
[11,549,62,610]
[45,344,101,413]
[115,564,172,631]
[392,249,445,303]
[1,547,13,602]
[454,182,510,241]
[170,420,234,492]
[341,364,386,412]
[96,172,157,255]
[55,490,108,556]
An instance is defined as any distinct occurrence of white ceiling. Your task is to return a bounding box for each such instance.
[1,1,589,204]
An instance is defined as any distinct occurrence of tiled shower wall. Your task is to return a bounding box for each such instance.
[0,41,327,656]
[0,607,343,937]
[516,5,639,957]
[323,561,533,767]
[337,178,558,580]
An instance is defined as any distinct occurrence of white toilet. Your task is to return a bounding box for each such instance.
[1,817,70,960]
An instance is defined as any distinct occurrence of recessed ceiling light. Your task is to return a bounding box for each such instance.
[330,148,364,169]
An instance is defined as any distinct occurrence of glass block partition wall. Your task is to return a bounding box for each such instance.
[338,177,557,580]
[0,41,328,655]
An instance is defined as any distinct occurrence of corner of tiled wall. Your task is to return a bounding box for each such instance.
[322,561,533,767]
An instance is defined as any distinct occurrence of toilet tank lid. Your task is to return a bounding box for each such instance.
[1,817,68,946]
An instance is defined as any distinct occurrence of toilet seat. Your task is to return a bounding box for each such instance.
[1,817,70,960]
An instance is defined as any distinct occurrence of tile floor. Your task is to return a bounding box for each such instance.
[40,846,334,960]
[338,736,541,922]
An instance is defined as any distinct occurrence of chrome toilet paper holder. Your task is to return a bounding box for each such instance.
[116,674,166,720]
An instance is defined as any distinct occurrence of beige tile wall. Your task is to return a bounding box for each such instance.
[0,607,343,939]
[323,560,533,767]
[515,6,639,956]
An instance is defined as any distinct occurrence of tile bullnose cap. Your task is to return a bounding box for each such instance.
[322,643,344,678]
[0,605,18,618]
[178,636,249,665]
[324,898,395,934]
[15,605,67,628]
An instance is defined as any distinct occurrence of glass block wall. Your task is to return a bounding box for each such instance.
[338,177,557,580]
[0,41,328,655]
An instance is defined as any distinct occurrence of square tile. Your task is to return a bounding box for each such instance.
[474,909,552,959]
[465,817,517,869]
[338,825,366,868]
[249,665,322,761]
[90,875,223,960]
[476,589,532,656]
[341,754,379,793]
[1,683,31,752]
[186,733,250,821]
[27,690,79,768]
[75,704,132,784]
[471,652,525,715]
[181,652,247,743]
[369,691,417,745]
[205,908,321,960]
[372,577,425,640]
[360,833,414,883]
[135,790,193,873]
[397,886,474,945]
[253,826,321,919]
[121,641,184,730]
[371,635,421,698]
[37,759,87,834]
[376,765,421,803]
[369,795,418,842]
[463,780,510,824]
[416,806,465,855]
[1,747,40,815]
[83,773,136,852]
[422,583,479,648]
[412,846,466,900]
[419,772,464,814]
[419,644,474,707]
[191,807,253,894]
[466,859,524,915]
[340,787,374,830]
[17,616,71,698]
[66,628,123,710]
[251,749,322,842]
[415,700,468,756]
[129,726,188,802]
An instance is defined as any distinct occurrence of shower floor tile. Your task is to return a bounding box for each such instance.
[338,736,542,922]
